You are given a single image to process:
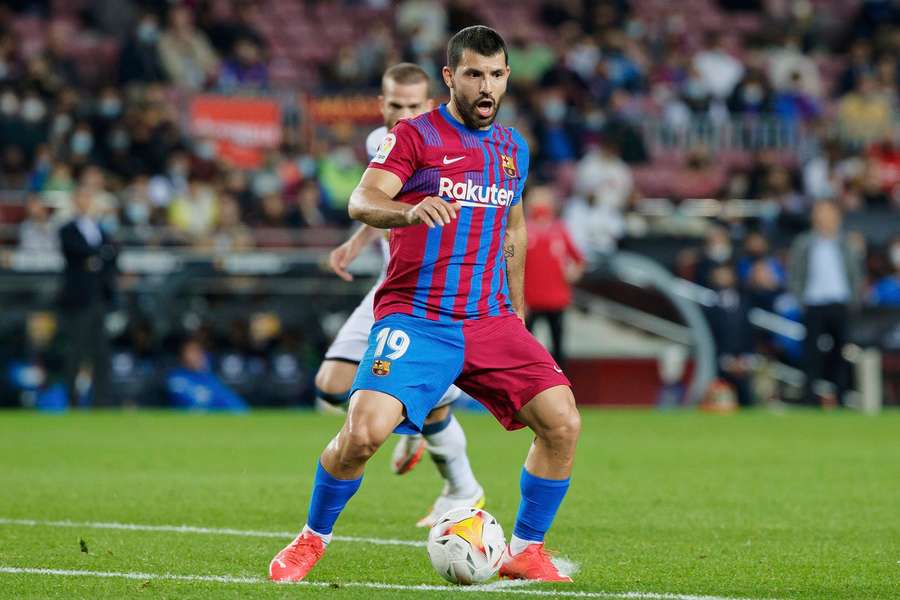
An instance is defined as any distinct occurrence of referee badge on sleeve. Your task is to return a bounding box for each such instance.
[371,133,396,164]
[372,359,392,376]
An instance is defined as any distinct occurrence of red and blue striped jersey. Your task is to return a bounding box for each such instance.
[368,103,530,322]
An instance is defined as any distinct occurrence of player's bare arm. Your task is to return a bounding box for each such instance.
[504,201,527,320]
[349,168,460,229]
[328,224,383,282]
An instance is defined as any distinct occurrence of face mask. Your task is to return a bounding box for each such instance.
[542,99,566,123]
[126,201,150,225]
[53,113,73,136]
[21,97,47,122]
[98,97,122,118]
[0,92,18,115]
[138,22,159,43]
[195,141,217,160]
[109,129,130,150]
[742,84,764,104]
[71,131,94,155]
[684,80,706,100]
[891,246,900,269]
[707,243,731,262]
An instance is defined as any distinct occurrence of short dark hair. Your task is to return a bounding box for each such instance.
[382,62,430,90]
[447,26,508,70]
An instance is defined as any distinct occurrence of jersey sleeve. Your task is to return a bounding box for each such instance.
[368,120,422,184]
[510,129,530,206]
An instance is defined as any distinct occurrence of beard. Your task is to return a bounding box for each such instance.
[452,91,503,129]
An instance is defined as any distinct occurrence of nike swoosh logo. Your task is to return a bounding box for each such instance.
[443,155,465,165]
[553,366,563,373]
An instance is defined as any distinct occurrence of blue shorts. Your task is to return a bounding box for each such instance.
[350,313,570,434]
[351,314,464,434]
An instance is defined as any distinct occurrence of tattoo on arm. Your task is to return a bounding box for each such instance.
[504,244,515,259]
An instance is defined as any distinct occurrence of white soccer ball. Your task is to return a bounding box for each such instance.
[427,507,506,585]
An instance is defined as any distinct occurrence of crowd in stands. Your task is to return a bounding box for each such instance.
[1,0,899,408]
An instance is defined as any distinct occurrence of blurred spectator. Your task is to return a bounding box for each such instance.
[39,21,80,89]
[218,37,268,92]
[287,180,326,228]
[565,138,632,257]
[692,32,744,100]
[737,231,785,286]
[803,138,847,201]
[524,185,585,368]
[603,90,649,164]
[205,0,267,58]
[118,10,167,84]
[869,235,900,306]
[704,263,756,407]
[507,33,555,86]
[773,70,820,124]
[317,146,364,223]
[58,187,118,407]
[837,73,894,144]
[209,193,253,252]
[158,5,219,90]
[166,337,248,412]
[866,137,900,208]
[18,195,57,252]
[836,39,873,98]
[728,68,775,115]
[695,224,734,288]
[168,181,218,240]
[788,201,863,406]
[767,32,822,100]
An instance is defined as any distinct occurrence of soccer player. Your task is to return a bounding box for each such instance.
[314,62,485,526]
[270,26,580,583]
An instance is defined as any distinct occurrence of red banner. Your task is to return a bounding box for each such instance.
[305,95,382,124]
[189,95,282,167]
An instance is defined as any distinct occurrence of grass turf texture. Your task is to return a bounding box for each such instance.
[0,409,898,599]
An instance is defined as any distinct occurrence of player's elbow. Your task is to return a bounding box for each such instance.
[348,191,364,221]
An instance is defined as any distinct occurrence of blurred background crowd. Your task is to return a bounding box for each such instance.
[0,0,898,410]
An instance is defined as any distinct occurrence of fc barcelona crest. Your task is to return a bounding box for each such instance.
[501,154,517,177]
[372,359,392,376]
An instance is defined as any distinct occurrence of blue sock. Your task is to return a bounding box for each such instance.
[306,461,363,535]
[513,467,570,542]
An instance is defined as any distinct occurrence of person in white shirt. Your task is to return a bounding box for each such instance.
[788,201,863,406]
[565,138,632,258]
[693,32,744,101]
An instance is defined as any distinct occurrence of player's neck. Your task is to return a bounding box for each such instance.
[445,100,491,131]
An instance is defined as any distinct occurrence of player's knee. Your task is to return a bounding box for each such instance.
[315,364,351,396]
[539,399,581,449]
[343,427,384,462]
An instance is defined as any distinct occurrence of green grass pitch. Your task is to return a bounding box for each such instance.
[1,408,898,599]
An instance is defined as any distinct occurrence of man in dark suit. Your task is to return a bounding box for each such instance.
[58,186,118,407]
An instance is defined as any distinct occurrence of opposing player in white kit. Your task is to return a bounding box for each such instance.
[314,63,485,527]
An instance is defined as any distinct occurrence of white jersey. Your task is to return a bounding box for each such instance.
[366,126,391,278]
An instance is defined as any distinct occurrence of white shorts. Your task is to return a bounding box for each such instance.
[323,281,462,408]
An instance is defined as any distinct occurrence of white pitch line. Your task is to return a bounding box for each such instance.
[0,567,780,600]
[0,517,426,548]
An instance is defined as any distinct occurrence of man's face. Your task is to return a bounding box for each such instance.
[813,203,841,236]
[380,79,431,129]
[443,49,509,129]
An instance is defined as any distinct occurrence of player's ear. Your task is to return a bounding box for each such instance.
[442,66,453,89]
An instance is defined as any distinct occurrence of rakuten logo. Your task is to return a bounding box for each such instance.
[438,177,513,207]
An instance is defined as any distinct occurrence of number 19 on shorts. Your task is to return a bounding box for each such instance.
[374,328,410,360]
